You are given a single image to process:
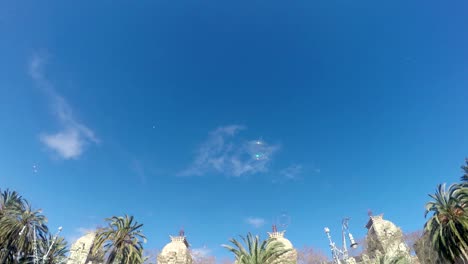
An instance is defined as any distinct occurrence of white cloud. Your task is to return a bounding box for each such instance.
[67,227,96,244]
[180,125,280,177]
[76,227,95,235]
[29,54,98,159]
[131,159,147,183]
[191,246,212,258]
[40,129,83,159]
[279,164,303,179]
[29,55,45,81]
[246,217,265,228]
[273,164,320,184]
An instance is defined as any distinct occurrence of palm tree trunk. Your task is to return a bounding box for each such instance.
[107,248,117,264]
[0,240,12,264]
[0,250,8,264]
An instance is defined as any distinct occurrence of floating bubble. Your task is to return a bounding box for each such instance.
[254,153,267,160]
[250,138,270,161]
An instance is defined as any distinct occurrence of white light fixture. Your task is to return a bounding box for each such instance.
[349,233,358,249]
[324,218,359,264]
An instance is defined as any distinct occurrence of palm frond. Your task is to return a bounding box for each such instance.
[93,214,146,264]
[223,233,295,264]
[424,183,468,263]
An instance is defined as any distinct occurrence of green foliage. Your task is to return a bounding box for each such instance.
[0,188,67,264]
[4,157,468,264]
[40,235,69,264]
[222,233,294,264]
[424,159,468,263]
[0,189,23,218]
[87,243,106,264]
[93,215,146,264]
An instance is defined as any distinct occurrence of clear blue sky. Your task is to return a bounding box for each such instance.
[1,0,468,261]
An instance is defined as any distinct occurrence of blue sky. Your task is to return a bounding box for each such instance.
[1,0,468,261]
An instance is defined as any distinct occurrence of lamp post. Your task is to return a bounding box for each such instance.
[324,227,342,264]
[34,225,39,264]
[42,226,63,264]
[18,225,64,264]
[324,218,358,264]
[17,224,39,264]
[18,225,27,236]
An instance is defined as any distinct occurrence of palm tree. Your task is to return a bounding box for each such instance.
[424,183,468,263]
[39,235,68,264]
[0,189,23,218]
[0,189,24,263]
[0,188,24,259]
[93,215,146,264]
[0,192,48,263]
[222,233,293,264]
[0,200,48,263]
[87,243,106,264]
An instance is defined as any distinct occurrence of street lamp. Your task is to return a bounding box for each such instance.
[324,218,359,264]
[19,225,26,236]
[16,225,65,264]
[349,233,358,249]
[42,226,63,264]
[324,227,342,264]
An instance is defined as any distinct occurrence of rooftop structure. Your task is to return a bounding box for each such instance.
[158,230,193,264]
[268,225,297,264]
[67,232,97,264]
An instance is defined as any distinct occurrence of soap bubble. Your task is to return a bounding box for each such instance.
[248,138,273,161]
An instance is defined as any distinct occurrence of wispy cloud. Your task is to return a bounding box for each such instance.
[66,227,96,244]
[76,227,95,235]
[272,164,321,184]
[191,246,212,258]
[29,54,98,159]
[279,164,303,179]
[131,159,147,184]
[180,125,280,177]
[245,217,265,228]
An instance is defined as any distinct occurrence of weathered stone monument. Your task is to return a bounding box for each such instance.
[364,214,411,260]
[350,213,416,264]
[267,225,298,264]
[67,232,97,264]
[157,230,193,264]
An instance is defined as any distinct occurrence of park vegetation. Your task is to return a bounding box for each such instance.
[1,158,468,263]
